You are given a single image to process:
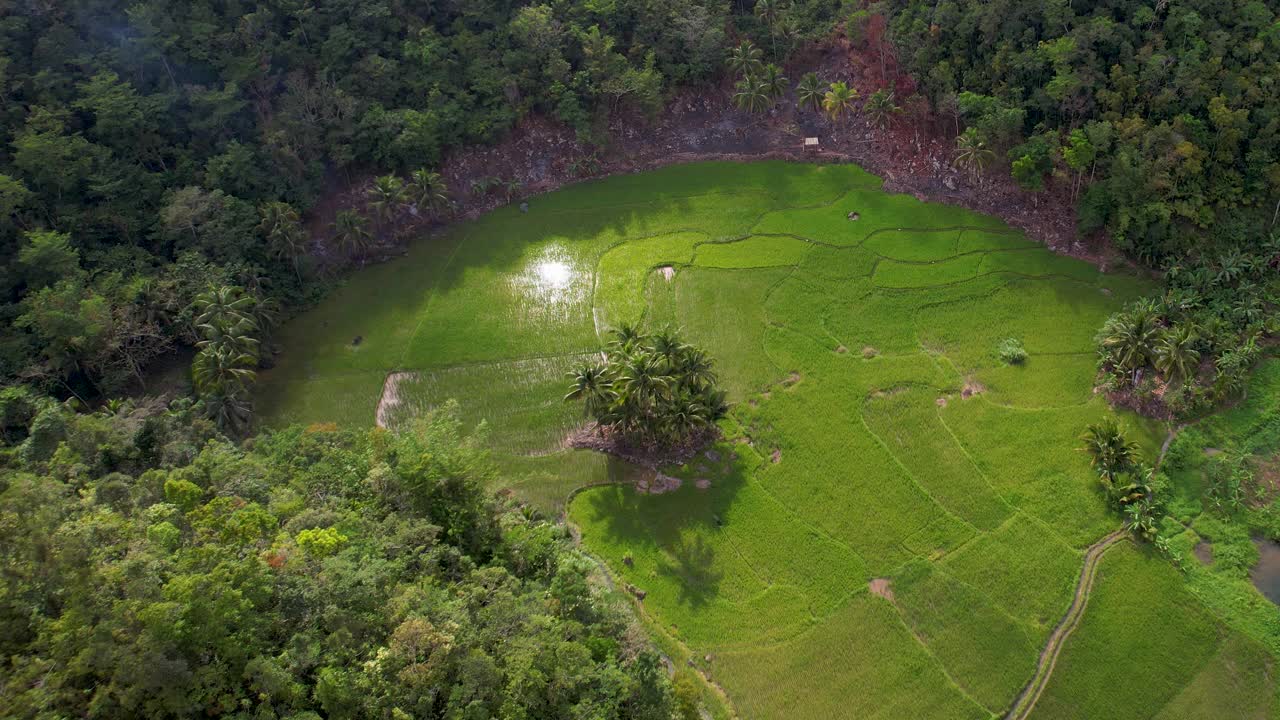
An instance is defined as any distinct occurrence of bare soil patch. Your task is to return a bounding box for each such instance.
[1251,454,1280,505]
[868,578,895,602]
[1194,541,1214,566]
[376,371,418,428]
[659,265,676,282]
[862,346,879,358]
[636,472,683,495]
[936,396,948,408]
[566,421,720,470]
[770,449,782,464]
[835,344,848,354]
[961,378,986,399]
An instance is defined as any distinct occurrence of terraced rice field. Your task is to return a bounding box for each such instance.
[259,162,1278,718]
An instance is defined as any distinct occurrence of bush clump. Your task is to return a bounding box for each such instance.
[997,337,1027,365]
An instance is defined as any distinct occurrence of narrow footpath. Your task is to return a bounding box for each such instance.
[1004,530,1128,720]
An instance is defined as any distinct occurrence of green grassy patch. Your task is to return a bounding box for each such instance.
[1031,544,1226,720]
[258,161,1262,718]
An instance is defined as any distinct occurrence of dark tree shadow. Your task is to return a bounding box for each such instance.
[579,447,752,608]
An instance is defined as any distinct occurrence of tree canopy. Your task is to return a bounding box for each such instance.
[0,399,687,719]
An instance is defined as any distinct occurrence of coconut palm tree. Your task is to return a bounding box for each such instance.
[192,342,257,433]
[409,168,450,216]
[332,209,372,262]
[727,40,763,79]
[795,72,824,112]
[1099,301,1162,384]
[760,63,788,102]
[675,346,717,389]
[192,285,259,356]
[954,127,995,185]
[565,363,614,417]
[755,0,781,53]
[822,81,857,125]
[611,323,644,353]
[1081,417,1140,488]
[651,329,686,366]
[863,88,901,130]
[618,352,672,406]
[734,75,771,114]
[1154,322,1200,385]
[367,174,405,234]
[257,201,307,280]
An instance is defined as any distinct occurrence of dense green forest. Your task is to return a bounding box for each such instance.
[0,398,697,719]
[887,0,1280,263]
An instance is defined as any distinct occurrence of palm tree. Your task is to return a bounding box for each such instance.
[1099,301,1162,384]
[822,81,857,125]
[409,168,450,216]
[332,209,372,262]
[1081,418,1140,488]
[192,285,258,349]
[734,75,771,114]
[863,88,901,130]
[727,40,763,79]
[651,329,687,366]
[618,352,672,407]
[565,363,614,418]
[954,127,995,185]
[760,63,788,102]
[258,201,307,281]
[367,174,405,234]
[755,0,781,53]
[675,346,716,389]
[795,72,824,112]
[611,323,644,354]
[192,342,257,433]
[1154,323,1200,385]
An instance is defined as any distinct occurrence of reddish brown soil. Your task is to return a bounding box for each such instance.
[306,36,1121,270]
[566,422,719,470]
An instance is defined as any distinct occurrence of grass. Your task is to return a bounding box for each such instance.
[258,161,1272,718]
[1030,544,1240,720]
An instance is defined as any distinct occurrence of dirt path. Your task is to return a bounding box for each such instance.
[1004,530,1127,720]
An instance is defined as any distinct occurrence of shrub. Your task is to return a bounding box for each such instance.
[997,337,1027,365]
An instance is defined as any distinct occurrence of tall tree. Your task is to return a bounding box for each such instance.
[367,175,406,236]
[795,72,824,112]
[257,201,307,280]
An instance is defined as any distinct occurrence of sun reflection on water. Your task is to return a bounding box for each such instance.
[536,261,572,288]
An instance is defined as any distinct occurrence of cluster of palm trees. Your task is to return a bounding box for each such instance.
[1097,299,1200,388]
[1081,418,1160,541]
[1098,241,1277,414]
[1097,296,1266,404]
[330,168,451,264]
[729,40,787,114]
[794,72,859,125]
[566,325,730,447]
[189,285,274,434]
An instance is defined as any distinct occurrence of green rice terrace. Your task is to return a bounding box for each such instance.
[259,162,1277,719]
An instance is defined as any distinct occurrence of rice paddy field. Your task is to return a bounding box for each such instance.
[259,162,1280,718]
